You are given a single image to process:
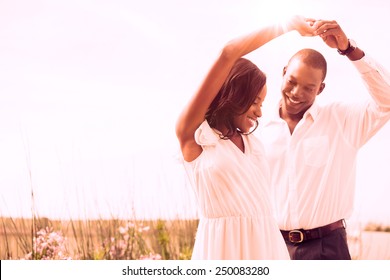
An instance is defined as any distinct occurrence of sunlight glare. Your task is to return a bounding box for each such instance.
[255,0,309,27]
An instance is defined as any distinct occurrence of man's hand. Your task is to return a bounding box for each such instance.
[312,20,349,50]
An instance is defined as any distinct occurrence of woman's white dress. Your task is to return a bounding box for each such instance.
[184,121,289,260]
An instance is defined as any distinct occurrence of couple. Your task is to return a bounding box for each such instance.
[175,16,390,260]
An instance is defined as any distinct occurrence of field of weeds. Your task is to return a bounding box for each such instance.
[0,216,198,260]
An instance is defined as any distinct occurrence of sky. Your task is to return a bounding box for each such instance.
[0,0,389,225]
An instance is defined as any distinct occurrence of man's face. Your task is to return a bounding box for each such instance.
[281,58,325,118]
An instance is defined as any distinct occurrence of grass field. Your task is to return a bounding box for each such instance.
[1,216,390,260]
[0,216,198,260]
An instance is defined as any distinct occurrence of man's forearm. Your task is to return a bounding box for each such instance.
[356,55,390,110]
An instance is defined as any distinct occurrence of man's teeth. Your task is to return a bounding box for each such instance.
[289,97,300,104]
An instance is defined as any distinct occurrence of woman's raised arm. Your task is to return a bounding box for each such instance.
[176,16,313,161]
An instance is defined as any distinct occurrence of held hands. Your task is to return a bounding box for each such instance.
[285,15,316,36]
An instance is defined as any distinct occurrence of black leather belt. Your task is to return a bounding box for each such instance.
[280,219,346,244]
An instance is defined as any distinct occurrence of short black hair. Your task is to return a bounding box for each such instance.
[289,48,327,81]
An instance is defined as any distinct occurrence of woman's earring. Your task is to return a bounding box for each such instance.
[243,120,259,135]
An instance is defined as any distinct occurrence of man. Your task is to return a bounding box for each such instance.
[259,19,390,259]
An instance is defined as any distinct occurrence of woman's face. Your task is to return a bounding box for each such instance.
[233,85,267,133]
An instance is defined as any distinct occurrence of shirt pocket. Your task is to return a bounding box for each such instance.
[303,136,330,168]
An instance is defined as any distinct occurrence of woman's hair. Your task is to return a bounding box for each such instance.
[205,58,266,139]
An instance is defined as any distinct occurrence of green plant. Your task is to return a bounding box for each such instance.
[100,220,160,260]
[156,220,170,260]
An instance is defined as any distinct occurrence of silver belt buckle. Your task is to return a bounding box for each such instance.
[288,230,304,243]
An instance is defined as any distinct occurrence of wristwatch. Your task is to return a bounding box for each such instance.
[337,39,357,56]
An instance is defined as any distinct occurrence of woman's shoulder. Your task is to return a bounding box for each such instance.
[194,120,220,146]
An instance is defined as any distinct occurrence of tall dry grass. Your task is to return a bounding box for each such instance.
[0,216,198,260]
[2,136,388,260]
[0,131,199,260]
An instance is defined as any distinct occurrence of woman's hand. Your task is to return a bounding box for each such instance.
[286,15,316,36]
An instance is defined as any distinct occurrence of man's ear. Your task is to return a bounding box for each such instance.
[282,66,287,76]
[317,83,326,95]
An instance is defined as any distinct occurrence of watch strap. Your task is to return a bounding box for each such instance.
[337,40,356,56]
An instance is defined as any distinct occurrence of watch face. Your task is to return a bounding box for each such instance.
[349,39,357,49]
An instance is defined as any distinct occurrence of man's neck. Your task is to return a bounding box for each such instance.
[279,107,304,134]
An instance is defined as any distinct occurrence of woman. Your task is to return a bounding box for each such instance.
[176,16,313,259]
